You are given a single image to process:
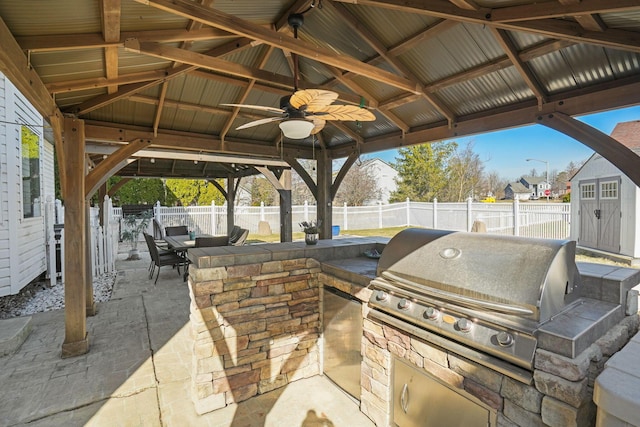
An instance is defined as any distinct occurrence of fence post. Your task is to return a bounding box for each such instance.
[45,196,56,282]
[513,198,520,236]
[406,197,410,227]
[343,202,348,230]
[433,198,438,229]
[379,201,383,229]
[260,202,265,221]
[467,197,473,232]
[211,200,217,235]
[304,200,309,221]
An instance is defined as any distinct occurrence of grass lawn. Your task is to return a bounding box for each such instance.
[246,226,409,244]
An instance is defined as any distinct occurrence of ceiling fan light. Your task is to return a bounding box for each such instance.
[279,119,314,139]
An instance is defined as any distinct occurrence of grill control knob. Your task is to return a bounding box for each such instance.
[398,298,411,310]
[376,290,389,302]
[457,318,473,333]
[424,307,439,320]
[496,331,514,347]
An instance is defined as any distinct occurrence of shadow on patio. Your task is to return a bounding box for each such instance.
[0,246,371,426]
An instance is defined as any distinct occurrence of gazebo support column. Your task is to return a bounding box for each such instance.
[61,116,89,358]
[317,151,333,240]
[226,175,235,236]
[278,169,292,242]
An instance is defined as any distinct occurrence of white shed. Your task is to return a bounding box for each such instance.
[570,120,640,259]
[0,72,55,297]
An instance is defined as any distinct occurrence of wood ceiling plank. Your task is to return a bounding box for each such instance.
[490,0,639,23]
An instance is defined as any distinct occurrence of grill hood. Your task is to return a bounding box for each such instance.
[376,228,582,324]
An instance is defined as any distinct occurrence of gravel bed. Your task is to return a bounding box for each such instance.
[0,272,117,320]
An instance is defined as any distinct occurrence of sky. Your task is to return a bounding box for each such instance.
[372,105,640,182]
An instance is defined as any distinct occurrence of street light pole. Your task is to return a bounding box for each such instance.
[526,158,549,201]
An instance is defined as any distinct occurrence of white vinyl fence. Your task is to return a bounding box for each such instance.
[140,198,571,240]
[51,197,571,283]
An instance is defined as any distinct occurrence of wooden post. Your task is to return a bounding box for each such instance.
[278,169,292,242]
[226,175,235,236]
[61,116,89,358]
[317,151,332,239]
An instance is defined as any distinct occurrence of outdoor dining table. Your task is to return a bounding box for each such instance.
[163,234,212,281]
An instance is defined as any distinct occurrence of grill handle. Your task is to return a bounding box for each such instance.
[380,272,535,316]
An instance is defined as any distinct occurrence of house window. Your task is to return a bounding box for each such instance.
[21,125,41,218]
[600,181,618,199]
[580,183,595,200]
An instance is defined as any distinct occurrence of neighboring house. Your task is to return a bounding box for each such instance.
[570,120,640,259]
[0,72,56,296]
[520,175,551,199]
[504,182,531,200]
[360,158,398,204]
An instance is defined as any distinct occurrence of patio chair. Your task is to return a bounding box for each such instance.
[195,236,228,248]
[229,228,249,246]
[143,233,186,284]
[165,225,189,236]
[152,218,169,249]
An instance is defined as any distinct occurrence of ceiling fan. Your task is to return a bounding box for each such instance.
[222,11,376,139]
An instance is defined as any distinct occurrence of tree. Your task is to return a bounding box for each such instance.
[482,171,508,200]
[164,179,225,206]
[443,143,484,202]
[390,142,456,202]
[248,176,278,206]
[110,177,168,205]
[334,160,380,205]
[291,160,316,205]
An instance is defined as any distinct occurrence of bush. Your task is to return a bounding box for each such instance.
[562,192,571,203]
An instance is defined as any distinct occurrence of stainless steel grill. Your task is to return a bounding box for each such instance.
[368,228,584,382]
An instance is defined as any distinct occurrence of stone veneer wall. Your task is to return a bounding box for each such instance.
[360,314,640,427]
[188,258,322,414]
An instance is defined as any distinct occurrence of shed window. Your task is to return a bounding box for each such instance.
[600,181,618,200]
[580,183,595,200]
[21,125,41,218]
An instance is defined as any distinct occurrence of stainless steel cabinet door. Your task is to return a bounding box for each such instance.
[394,359,491,427]
[323,288,362,400]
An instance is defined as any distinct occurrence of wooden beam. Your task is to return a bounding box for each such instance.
[330,76,640,158]
[316,148,332,239]
[0,16,66,186]
[538,112,640,187]
[331,151,359,200]
[100,0,121,93]
[16,28,236,52]
[490,0,639,23]
[61,116,88,358]
[85,139,152,197]
[133,0,422,94]
[330,0,640,53]
[490,27,546,106]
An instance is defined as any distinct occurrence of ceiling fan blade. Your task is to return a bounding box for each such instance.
[221,103,285,114]
[310,118,326,134]
[236,116,284,130]
[310,105,376,121]
[290,89,338,111]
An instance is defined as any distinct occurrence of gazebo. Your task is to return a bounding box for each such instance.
[0,0,639,358]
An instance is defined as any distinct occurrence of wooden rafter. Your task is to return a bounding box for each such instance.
[330,0,640,53]
[100,0,121,94]
[132,0,422,94]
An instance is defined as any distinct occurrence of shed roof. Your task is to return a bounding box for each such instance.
[610,120,640,150]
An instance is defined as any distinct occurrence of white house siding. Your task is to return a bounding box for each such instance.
[570,153,639,258]
[0,74,47,296]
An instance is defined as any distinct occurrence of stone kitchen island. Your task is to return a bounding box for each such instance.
[185,238,385,415]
